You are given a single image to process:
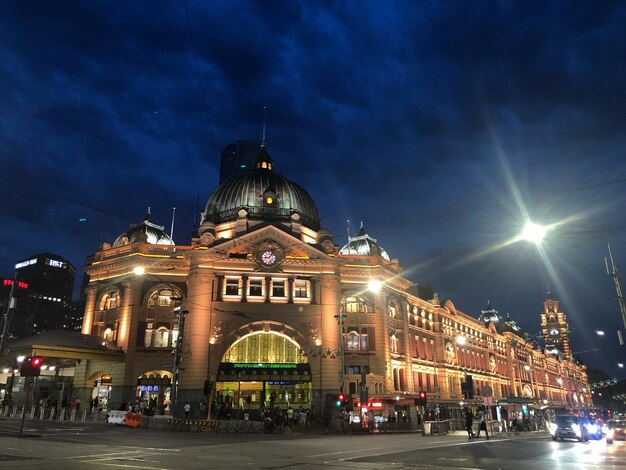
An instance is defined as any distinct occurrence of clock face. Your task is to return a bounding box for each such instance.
[550,328,559,336]
[260,250,277,266]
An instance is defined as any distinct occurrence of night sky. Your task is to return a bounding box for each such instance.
[1,1,625,372]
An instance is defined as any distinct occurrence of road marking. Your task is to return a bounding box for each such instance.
[83,463,167,470]
[69,451,148,459]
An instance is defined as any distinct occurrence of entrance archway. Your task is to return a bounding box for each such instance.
[216,331,311,418]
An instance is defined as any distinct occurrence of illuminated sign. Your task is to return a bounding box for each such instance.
[2,279,28,289]
[46,259,65,268]
[232,363,297,369]
[15,259,37,269]
[370,401,383,408]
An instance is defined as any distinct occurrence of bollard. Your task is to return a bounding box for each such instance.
[49,407,56,420]
[39,407,45,420]
[70,408,76,421]
[29,406,36,419]
[92,411,99,422]
[12,405,18,418]
[81,409,87,422]
[60,408,66,421]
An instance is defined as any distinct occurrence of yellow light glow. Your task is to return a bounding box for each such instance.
[133,266,145,276]
[368,280,383,293]
[265,196,273,204]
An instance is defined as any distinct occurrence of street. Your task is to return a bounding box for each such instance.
[0,419,625,469]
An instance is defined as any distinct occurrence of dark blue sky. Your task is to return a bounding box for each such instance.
[1,1,625,372]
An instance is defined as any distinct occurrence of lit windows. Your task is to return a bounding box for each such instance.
[103,326,115,341]
[294,280,308,298]
[99,291,120,311]
[345,328,369,351]
[153,328,169,348]
[248,278,263,297]
[342,295,369,313]
[390,334,399,353]
[148,288,174,307]
[272,279,286,297]
[225,278,240,296]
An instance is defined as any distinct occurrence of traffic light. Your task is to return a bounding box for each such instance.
[415,390,427,407]
[336,392,345,407]
[20,356,43,377]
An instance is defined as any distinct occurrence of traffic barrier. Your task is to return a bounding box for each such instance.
[107,410,127,424]
[123,412,142,428]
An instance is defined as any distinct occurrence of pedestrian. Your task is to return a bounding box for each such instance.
[475,406,490,439]
[184,401,191,419]
[323,408,331,434]
[464,407,474,439]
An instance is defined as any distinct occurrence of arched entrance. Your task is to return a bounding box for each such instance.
[88,371,113,410]
[216,331,311,418]
[136,370,173,413]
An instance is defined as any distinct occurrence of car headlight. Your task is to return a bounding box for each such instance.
[587,424,598,433]
[602,425,609,434]
[549,422,558,435]
[606,429,614,439]
[573,424,581,436]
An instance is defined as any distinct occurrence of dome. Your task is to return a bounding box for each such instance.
[202,145,320,230]
[339,222,390,261]
[478,301,503,324]
[113,210,175,247]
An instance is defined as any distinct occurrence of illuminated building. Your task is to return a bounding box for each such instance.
[6,143,590,420]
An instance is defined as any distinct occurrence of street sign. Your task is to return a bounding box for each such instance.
[24,377,35,391]
[482,385,493,397]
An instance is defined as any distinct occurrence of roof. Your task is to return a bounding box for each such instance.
[339,223,391,260]
[6,330,125,362]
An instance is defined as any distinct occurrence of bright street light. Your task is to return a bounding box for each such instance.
[456,336,466,346]
[133,266,145,276]
[619,363,624,368]
[368,280,383,293]
[520,221,548,245]
[596,330,605,336]
[16,355,25,363]
[524,365,531,371]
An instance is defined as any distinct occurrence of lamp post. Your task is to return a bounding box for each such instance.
[0,271,18,366]
[133,266,186,416]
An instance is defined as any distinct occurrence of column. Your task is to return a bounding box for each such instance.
[81,286,98,334]
[241,275,248,303]
[178,270,213,417]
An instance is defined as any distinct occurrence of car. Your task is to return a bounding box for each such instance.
[549,415,591,442]
[605,420,626,444]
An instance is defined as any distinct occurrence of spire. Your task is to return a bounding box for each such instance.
[261,106,267,148]
[145,206,152,222]
[358,221,366,236]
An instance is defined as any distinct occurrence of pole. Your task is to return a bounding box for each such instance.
[171,297,186,416]
[606,241,626,334]
[338,308,345,392]
[0,271,18,364]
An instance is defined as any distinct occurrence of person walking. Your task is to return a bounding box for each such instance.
[184,401,191,419]
[475,406,490,439]
[464,407,474,439]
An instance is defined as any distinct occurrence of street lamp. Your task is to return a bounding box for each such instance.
[456,336,467,346]
[520,222,549,245]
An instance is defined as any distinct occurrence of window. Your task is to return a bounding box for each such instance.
[272,279,286,297]
[346,332,360,350]
[225,278,240,296]
[148,288,175,307]
[153,328,169,348]
[100,291,119,311]
[388,302,398,318]
[390,334,399,353]
[249,278,263,297]
[294,280,308,298]
[103,326,114,341]
[345,328,369,351]
[342,295,369,313]
[144,322,154,347]
[347,365,361,374]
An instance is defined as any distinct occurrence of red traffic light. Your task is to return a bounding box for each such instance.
[419,390,426,399]
[30,356,43,367]
[338,393,345,401]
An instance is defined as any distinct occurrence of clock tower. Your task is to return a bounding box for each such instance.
[540,291,572,360]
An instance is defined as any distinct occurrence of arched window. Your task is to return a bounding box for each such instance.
[346,332,360,350]
[342,295,369,314]
[388,300,399,318]
[148,288,175,307]
[103,326,115,341]
[99,291,120,311]
[153,328,169,348]
[390,334,399,353]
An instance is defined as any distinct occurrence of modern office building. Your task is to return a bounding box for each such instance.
[219,139,263,184]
